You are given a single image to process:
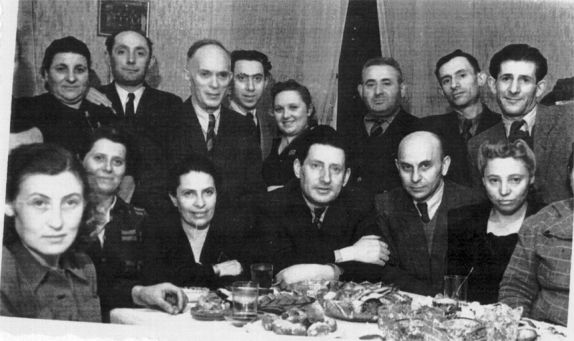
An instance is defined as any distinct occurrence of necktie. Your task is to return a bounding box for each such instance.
[461,119,473,142]
[206,114,216,152]
[369,119,388,137]
[416,202,430,223]
[247,111,257,128]
[125,93,135,118]
[508,120,532,147]
[312,207,326,229]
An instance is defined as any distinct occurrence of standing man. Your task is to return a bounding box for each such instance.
[227,50,276,159]
[468,44,574,205]
[376,131,482,295]
[349,57,419,195]
[418,50,500,187]
[167,39,264,209]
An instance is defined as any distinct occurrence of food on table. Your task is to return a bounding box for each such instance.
[432,294,459,316]
[260,304,337,337]
[258,291,315,313]
[183,287,210,303]
[439,317,486,340]
[189,292,230,321]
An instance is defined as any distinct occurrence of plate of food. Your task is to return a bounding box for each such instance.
[189,292,230,321]
[258,291,315,314]
[255,304,338,337]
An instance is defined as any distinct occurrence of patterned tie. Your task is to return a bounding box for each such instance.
[369,119,388,137]
[461,119,473,142]
[416,202,430,223]
[508,120,532,147]
[247,111,257,128]
[125,93,135,118]
[312,207,326,229]
[206,114,216,152]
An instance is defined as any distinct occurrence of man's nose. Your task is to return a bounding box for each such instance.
[246,78,255,91]
[509,78,520,94]
[320,169,332,184]
[375,83,383,95]
[411,169,422,183]
[450,77,460,89]
[127,51,135,64]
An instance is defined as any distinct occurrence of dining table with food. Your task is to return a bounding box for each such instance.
[110,280,568,341]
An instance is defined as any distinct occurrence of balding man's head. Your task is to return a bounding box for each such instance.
[395,131,450,202]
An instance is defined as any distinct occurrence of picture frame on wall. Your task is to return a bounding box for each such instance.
[98,0,149,36]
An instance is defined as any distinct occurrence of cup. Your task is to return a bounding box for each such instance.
[231,281,258,320]
[250,263,274,290]
[443,275,468,303]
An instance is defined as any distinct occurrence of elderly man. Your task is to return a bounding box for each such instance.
[346,57,419,195]
[226,50,276,159]
[468,44,574,205]
[418,50,500,187]
[252,126,389,285]
[167,39,264,210]
[376,131,482,295]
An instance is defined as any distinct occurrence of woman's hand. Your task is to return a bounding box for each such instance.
[213,260,243,277]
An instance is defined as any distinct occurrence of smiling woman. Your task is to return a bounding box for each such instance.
[0,143,101,322]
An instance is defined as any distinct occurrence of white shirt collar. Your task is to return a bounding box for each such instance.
[191,98,221,137]
[115,83,145,114]
[229,99,258,126]
[502,105,537,136]
[96,196,118,247]
[413,179,445,221]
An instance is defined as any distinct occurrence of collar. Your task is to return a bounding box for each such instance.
[192,98,221,135]
[364,107,401,132]
[502,105,537,136]
[412,179,445,221]
[229,99,258,126]
[301,194,329,222]
[115,83,145,112]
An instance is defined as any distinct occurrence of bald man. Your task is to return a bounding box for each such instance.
[375,131,483,295]
[167,39,264,211]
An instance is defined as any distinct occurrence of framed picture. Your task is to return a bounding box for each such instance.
[98,0,149,36]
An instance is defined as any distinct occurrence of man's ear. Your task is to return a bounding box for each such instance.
[357,83,363,97]
[400,82,407,99]
[535,79,547,98]
[441,155,452,176]
[487,76,497,96]
[183,68,190,81]
[394,158,400,171]
[293,159,302,179]
[476,72,487,87]
[5,202,15,217]
[147,55,157,71]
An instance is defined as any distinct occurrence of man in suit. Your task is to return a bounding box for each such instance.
[468,44,574,205]
[89,29,183,214]
[227,50,276,159]
[418,50,500,187]
[252,126,390,285]
[348,57,419,195]
[376,131,482,296]
[167,39,264,210]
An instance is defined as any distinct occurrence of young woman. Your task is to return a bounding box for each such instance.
[1,143,101,321]
[447,139,541,304]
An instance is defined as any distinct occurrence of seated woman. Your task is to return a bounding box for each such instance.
[262,79,318,190]
[1,143,100,321]
[447,139,541,304]
[79,126,186,320]
[143,154,248,289]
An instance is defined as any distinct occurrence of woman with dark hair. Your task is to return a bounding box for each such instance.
[143,154,248,289]
[447,139,542,304]
[1,143,101,321]
[262,79,319,190]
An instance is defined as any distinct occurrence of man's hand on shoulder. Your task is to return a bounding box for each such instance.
[86,87,113,109]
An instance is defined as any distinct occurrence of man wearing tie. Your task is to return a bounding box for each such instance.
[468,44,574,205]
[167,39,264,210]
[376,131,482,296]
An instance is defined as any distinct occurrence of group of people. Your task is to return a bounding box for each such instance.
[2,29,573,328]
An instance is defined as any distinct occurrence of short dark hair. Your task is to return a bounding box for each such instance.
[271,79,315,118]
[187,39,229,60]
[361,57,404,84]
[231,50,272,77]
[477,139,536,177]
[41,36,91,76]
[105,29,153,56]
[168,154,220,196]
[296,125,348,165]
[434,49,481,80]
[489,44,547,81]
[79,126,139,179]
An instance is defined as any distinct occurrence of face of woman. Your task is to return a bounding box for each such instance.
[482,157,533,216]
[83,139,127,197]
[44,52,90,109]
[273,90,311,138]
[170,171,217,229]
[5,172,85,266]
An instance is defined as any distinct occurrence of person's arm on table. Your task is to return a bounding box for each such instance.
[275,264,339,286]
[131,283,188,314]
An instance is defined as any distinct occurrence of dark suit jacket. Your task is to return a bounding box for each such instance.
[142,207,249,289]
[468,104,574,205]
[167,99,265,209]
[417,106,500,187]
[346,108,419,195]
[446,200,541,304]
[375,181,484,296]
[99,83,182,214]
[251,180,383,283]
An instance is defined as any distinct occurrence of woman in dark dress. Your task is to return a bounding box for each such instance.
[447,139,540,304]
[262,79,318,190]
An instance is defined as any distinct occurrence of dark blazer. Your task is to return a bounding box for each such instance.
[447,200,542,304]
[468,104,574,205]
[375,181,484,296]
[256,108,277,160]
[167,99,265,209]
[251,180,383,283]
[98,83,182,214]
[417,106,500,187]
[142,207,249,289]
[346,108,419,195]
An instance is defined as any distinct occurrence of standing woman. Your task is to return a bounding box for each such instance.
[447,139,541,303]
[1,144,101,321]
[262,79,318,190]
